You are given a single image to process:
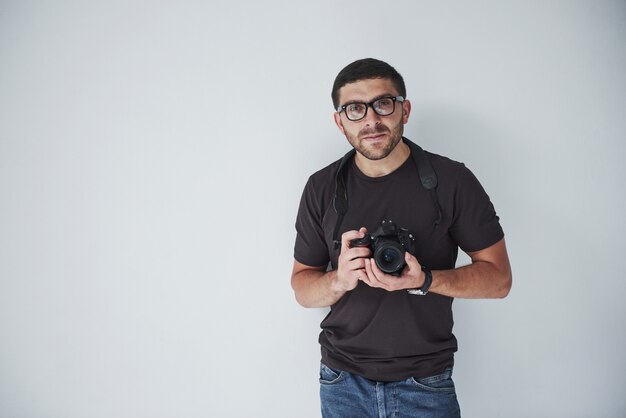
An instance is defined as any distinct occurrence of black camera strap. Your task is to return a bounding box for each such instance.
[332,148,356,249]
[408,139,443,229]
[332,137,442,250]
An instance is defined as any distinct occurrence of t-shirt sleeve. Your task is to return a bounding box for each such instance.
[449,164,504,253]
[293,177,330,267]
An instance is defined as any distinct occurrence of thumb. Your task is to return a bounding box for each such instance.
[405,251,421,268]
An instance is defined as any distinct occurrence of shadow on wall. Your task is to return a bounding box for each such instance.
[407,105,521,182]
[406,105,529,254]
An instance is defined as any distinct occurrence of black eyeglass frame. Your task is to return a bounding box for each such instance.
[336,96,405,121]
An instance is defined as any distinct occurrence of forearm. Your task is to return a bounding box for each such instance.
[291,269,347,308]
[430,260,512,299]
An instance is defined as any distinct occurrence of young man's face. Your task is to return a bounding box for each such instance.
[334,78,411,161]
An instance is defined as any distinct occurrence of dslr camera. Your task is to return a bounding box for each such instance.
[349,220,416,276]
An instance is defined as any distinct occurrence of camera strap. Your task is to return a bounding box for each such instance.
[332,149,356,249]
[407,139,443,228]
[332,137,442,250]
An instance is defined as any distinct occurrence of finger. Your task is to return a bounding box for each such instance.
[346,257,367,272]
[367,257,384,279]
[360,261,375,286]
[346,246,372,260]
[404,251,421,268]
[363,258,384,288]
[340,229,366,253]
[367,258,398,289]
[339,249,371,270]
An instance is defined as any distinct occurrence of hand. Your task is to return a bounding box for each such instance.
[334,227,371,292]
[361,251,426,291]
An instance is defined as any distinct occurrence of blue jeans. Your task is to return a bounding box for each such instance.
[319,363,461,418]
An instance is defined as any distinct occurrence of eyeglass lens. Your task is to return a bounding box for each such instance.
[345,97,397,121]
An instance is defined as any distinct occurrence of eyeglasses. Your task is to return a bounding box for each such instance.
[336,96,404,121]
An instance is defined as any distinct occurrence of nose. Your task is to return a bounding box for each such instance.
[362,104,383,126]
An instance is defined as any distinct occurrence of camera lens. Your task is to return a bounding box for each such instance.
[381,248,400,264]
[373,239,406,274]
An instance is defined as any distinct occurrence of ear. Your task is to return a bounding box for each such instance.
[401,99,411,124]
[333,112,345,134]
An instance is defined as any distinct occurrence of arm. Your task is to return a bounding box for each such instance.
[291,228,371,308]
[430,238,512,298]
[291,263,342,308]
[362,238,512,299]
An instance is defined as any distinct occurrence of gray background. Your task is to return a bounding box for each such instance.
[1,1,625,417]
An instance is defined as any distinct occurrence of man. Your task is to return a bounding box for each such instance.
[291,58,512,418]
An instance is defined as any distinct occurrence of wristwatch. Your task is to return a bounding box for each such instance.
[407,268,432,296]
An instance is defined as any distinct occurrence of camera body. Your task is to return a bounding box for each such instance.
[349,220,416,276]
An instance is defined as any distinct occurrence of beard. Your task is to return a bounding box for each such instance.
[344,120,405,161]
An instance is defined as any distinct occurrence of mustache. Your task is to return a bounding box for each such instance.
[359,126,389,138]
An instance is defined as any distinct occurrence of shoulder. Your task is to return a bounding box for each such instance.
[422,150,490,197]
[423,150,467,181]
[298,153,352,215]
[304,154,349,194]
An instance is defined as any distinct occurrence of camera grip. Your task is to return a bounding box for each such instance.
[349,235,371,247]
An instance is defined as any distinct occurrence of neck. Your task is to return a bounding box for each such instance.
[354,139,410,177]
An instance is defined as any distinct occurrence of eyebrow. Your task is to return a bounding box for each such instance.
[341,93,397,106]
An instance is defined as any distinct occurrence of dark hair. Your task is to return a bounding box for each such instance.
[331,58,406,109]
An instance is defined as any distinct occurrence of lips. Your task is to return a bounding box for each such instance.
[361,132,387,141]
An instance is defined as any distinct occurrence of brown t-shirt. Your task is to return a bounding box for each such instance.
[294,142,504,381]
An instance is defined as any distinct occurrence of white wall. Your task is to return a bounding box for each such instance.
[1,1,625,417]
